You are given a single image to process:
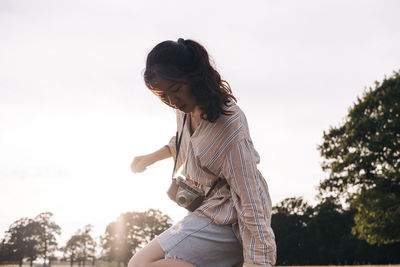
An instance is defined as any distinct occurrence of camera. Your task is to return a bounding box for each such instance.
[167,176,205,212]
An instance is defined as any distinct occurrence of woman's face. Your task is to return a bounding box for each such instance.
[150,76,198,113]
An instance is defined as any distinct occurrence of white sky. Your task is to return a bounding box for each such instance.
[1,0,399,245]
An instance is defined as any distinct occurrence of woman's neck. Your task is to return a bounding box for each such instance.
[190,106,202,123]
[189,107,202,135]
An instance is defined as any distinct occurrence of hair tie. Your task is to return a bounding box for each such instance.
[177,38,185,45]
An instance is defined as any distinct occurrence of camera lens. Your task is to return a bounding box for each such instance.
[178,196,187,206]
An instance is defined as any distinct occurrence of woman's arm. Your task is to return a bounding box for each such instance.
[221,138,276,266]
[130,145,172,173]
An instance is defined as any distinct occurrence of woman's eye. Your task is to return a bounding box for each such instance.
[172,86,181,93]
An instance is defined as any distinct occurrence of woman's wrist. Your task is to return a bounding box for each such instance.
[146,152,158,166]
[147,145,172,166]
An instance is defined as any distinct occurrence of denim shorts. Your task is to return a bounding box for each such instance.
[156,212,244,267]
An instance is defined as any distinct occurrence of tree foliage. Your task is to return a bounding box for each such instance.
[318,71,400,245]
[272,197,400,265]
[1,204,399,265]
[319,71,400,194]
[0,212,60,267]
[307,198,350,264]
[351,180,400,245]
[0,218,41,266]
[34,212,61,266]
[62,225,96,267]
[272,197,313,264]
[101,209,171,267]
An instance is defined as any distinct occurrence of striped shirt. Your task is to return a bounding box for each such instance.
[167,102,277,266]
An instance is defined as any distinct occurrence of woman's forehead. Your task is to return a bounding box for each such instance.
[150,76,179,91]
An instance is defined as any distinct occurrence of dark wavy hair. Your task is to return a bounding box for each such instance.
[144,38,236,122]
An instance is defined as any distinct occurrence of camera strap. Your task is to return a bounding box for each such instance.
[205,177,222,197]
[171,113,223,197]
[171,113,187,179]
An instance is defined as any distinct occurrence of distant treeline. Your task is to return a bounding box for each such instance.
[1,201,399,266]
[272,197,400,265]
[0,209,172,267]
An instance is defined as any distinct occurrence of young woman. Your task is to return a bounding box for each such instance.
[129,38,276,267]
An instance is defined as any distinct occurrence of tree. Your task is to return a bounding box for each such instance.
[273,197,313,216]
[101,209,172,267]
[75,225,96,266]
[34,212,61,266]
[0,240,13,263]
[271,197,400,265]
[318,71,400,244]
[271,197,313,265]
[1,218,41,266]
[351,180,400,245]
[63,235,80,267]
[138,209,172,244]
[62,225,96,267]
[307,197,351,264]
[0,213,61,266]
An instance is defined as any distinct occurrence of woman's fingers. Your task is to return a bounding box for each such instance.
[131,156,147,173]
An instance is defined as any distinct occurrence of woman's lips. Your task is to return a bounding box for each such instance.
[178,105,186,111]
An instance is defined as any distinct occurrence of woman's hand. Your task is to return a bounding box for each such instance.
[130,154,154,173]
[130,145,172,174]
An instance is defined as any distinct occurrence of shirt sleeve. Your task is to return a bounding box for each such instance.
[221,138,276,266]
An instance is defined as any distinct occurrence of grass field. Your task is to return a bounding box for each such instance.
[2,265,400,267]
